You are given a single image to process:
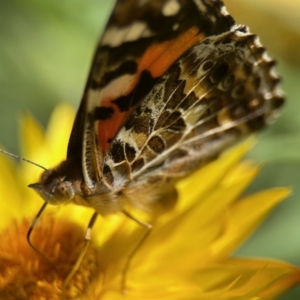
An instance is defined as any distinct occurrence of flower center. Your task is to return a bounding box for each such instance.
[0,215,99,299]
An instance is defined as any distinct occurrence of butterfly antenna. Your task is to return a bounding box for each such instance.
[0,149,48,171]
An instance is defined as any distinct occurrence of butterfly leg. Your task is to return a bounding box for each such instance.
[121,209,152,294]
[27,202,56,270]
[63,211,98,292]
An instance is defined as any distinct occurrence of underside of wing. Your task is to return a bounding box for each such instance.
[87,0,235,154]
[67,0,235,187]
[102,26,284,191]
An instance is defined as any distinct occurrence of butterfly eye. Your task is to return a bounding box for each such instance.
[54,181,75,201]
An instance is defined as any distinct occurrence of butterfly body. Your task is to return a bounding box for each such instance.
[30,159,125,215]
[31,0,283,216]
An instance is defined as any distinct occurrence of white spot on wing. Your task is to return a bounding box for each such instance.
[101,22,153,47]
[172,23,179,31]
[193,0,207,13]
[126,22,151,43]
[138,0,148,7]
[220,5,230,16]
[86,74,136,112]
[162,0,180,17]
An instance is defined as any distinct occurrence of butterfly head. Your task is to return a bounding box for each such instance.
[29,168,75,205]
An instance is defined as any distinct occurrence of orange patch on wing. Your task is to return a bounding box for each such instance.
[98,108,128,153]
[139,27,204,78]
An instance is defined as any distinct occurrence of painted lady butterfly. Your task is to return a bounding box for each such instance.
[27,0,283,289]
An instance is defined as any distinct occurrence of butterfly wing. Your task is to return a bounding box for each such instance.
[102,26,283,200]
[67,0,235,188]
[30,1,284,216]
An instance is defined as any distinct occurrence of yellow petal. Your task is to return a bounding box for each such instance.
[0,156,23,229]
[176,137,256,211]
[191,258,300,299]
[209,188,291,260]
[45,103,75,165]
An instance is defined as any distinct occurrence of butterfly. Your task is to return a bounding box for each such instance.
[27,0,283,290]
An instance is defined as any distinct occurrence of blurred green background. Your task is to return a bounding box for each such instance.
[0,0,300,298]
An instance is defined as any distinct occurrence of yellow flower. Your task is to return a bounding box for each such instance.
[0,104,299,300]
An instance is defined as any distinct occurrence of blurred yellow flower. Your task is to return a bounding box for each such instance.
[0,104,299,300]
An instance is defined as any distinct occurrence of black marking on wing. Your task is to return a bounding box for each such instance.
[112,70,158,112]
[125,143,136,162]
[103,164,114,184]
[148,136,166,154]
[110,140,126,164]
[94,107,114,120]
[210,62,230,82]
[90,60,138,90]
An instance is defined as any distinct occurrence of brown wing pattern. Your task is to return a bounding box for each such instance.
[84,0,235,154]
[30,2,284,217]
[67,0,235,188]
[102,26,283,191]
